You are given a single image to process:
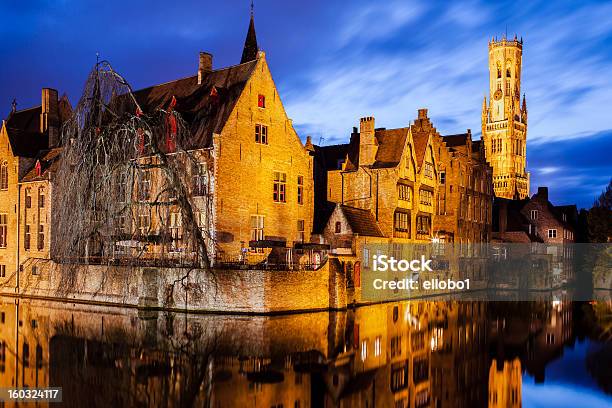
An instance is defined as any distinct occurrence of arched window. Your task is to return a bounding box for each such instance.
[0,162,8,190]
[506,68,511,78]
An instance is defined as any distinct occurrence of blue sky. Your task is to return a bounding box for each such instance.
[1,0,611,208]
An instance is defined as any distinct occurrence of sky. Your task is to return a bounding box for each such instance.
[1,0,611,208]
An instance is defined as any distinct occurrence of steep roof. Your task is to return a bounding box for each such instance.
[372,127,409,168]
[129,59,259,149]
[4,96,71,158]
[22,147,62,182]
[411,130,430,168]
[339,205,384,237]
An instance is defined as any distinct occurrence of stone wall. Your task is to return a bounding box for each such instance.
[2,259,347,314]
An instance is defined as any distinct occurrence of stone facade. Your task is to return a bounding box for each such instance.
[482,36,529,199]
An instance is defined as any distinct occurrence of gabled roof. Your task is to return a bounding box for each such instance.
[411,130,430,168]
[4,96,71,158]
[372,127,409,168]
[129,59,259,150]
[338,205,384,237]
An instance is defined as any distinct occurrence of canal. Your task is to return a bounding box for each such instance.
[0,298,610,407]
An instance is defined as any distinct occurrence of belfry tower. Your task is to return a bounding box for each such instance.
[482,35,529,199]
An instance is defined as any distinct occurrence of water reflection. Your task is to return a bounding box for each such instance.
[0,298,610,407]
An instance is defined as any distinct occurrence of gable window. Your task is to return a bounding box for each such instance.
[297,219,305,242]
[297,176,304,205]
[530,210,538,220]
[548,229,557,238]
[424,162,434,179]
[0,162,8,190]
[335,221,342,234]
[255,124,268,144]
[250,215,264,242]
[192,162,207,196]
[394,211,410,238]
[273,171,286,202]
[0,214,6,248]
[257,94,266,108]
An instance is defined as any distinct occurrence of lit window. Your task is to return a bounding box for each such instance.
[361,339,368,361]
[255,124,268,144]
[257,94,265,108]
[273,171,286,202]
[374,336,381,357]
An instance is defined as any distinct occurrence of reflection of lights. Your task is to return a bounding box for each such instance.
[552,299,562,310]
[431,237,440,244]
[430,327,444,351]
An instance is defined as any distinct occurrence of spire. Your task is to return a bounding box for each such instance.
[240,5,259,64]
[10,98,17,114]
[522,93,527,111]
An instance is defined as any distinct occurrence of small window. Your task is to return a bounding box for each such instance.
[297,176,304,205]
[297,220,305,243]
[439,171,446,185]
[25,188,32,208]
[506,68,511,78]
[255,124,268,145]
[24,225,31,250]
[530,210,538,220]
[0,161,7,190]
[548,229,557,238]
[250,215,264,242]
[0,214,7,248]
[32,266,39,276]
[273,172,286,202]
[0,265,5,278]
[335,221,342,234]
[257,94,265,108]
[38,188,45,208]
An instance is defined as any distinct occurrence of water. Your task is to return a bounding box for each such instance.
[0,298,610,407]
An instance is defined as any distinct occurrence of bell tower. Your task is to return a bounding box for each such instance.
[482,35,529,199]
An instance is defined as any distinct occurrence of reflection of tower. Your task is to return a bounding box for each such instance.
[482,35,529,199]
[488,358,522,407]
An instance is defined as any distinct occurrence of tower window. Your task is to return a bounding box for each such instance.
[506,68,511,78]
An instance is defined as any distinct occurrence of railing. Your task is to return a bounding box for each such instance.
[213,254,327,271]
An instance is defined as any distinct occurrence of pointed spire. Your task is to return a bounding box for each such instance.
[240,5,259,64]
[522,93,527,111]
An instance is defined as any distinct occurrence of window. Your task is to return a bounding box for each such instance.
[192,162,207,196]
[548,229,557,238]
[0,265,5,278]
[374,336,382,357]
[138,210,151,235]
[530,209,538,220]
[391,363,408,392]
[257,94,265,108]
[398,184,411,201]
[416,215,431,237]
[424,162,434,179]
[273,172,286,202]
[0,214,6,248]
[506,81,511,95]
[390,335,402,357]
[250,215,264,242]
[413,356,429,385]
[394,211,410,238]
[169,210,182,252]
[297,176,304,205]
[255,124,268,144]
[38,187,45,208]
[439,171,446,185]
[25,188,32,208]
[24,225,30,250]
[297,220,305,243]
[32,266,39,276]
[419,189,433,206]
[0,162,7,190]
[37,225,44,250]
[335,221,342,234]
[138,170,151,201]
[23,342,29,368]
[506,68,511,78]
[361,339,368,361]
[562,213,567,222]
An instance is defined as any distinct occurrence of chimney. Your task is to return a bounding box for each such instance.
[41,88,59,148]
[418,108,428,120]
[537,186,548,201]
[359,116,377,167]
[304,135,314,152]
[198,52,213,85]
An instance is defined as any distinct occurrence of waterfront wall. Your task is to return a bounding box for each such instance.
[0,259,347,314]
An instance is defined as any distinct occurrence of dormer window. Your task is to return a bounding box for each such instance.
[258,94,265,108]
